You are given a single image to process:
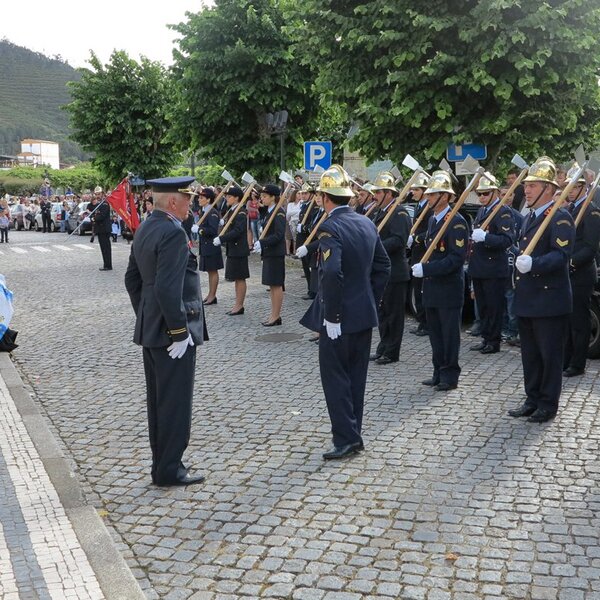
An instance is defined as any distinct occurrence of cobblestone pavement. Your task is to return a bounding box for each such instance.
[3,229,600,599]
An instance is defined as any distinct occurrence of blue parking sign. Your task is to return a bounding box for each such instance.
[304,141,332,171]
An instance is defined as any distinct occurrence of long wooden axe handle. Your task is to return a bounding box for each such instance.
[198,181,233,226]
[377,170,423,234]
[219,182,255,236]
[300,197,316,226]
[303,211,328,246]
[480,167,528,231]
[522,165,586,256]
[421,168,485,264]
[259,182,293,240]
[409,204,430,236]
[574,174,600,228]
[364,201,378,219]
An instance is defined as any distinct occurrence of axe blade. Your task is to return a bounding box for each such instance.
[313,165,325,174]
[279,170,294,184]
[461,155,480,173]
[390,166,401,179]
[221,169,234,182]
[402,154,420,171]
[511,154,529,170]
[575,144,586,167]
[241,172,255,184]
[587,156,600,174]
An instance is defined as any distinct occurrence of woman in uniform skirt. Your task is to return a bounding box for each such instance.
[253,184,286,326]
[196,187,223,305]
[213,186,250,315]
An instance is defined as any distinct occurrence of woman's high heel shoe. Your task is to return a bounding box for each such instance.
[203,297,217,306]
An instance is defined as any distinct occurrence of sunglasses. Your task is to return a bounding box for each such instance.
[476,192,491,197]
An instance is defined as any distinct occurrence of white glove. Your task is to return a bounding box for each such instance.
[471,228,486,243]
[407,235,414,249]
[191,224,199,234]
[515,255,532,273]
[167,334,194,359]
[324,319,342,340]
[296,245,308,258]
[219,218,224,226]
[213,236,221,246]
[412,263,424,278]
[253,241,262,253]
[297,223,302,233]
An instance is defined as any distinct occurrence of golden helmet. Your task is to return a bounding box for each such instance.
[363,182,375,195]
[476,173,500,193]
[301,181,315,193]
[523,156,558,186]
[317,164,354,198]
[410,172,429,189]
[370,171,397,192]
[565,162,586,184]
[94,186,103,194]
[424,170,456,195]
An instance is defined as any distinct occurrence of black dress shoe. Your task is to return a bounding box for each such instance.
[467,327,481,336]
[422,378,439,386]
[322,443,361,460]
[414,329,429,337]
[302,294,316,300]
[203,297,217,305]
[527,409,557,424]
[369,353,382,361]
[155,474,205,487]
[375,356,397,365]
[434,382,457,391]
[226,307,245,316]
[470,341,486,351]
[480,344,499,354]
[507,403,536,418]
[262,317,282,327]
[563,367,585,377]
[99,267,112,271]
[309,335,319,342]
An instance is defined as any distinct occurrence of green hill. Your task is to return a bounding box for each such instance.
[0,39,87,163]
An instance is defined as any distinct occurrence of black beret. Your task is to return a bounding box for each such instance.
[262,183,281,197]
[226,186,244,199]
[199,187,216,200]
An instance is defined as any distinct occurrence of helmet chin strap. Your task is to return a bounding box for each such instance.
[527,183,548,209]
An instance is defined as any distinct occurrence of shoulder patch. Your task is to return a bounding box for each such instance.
[591,211,600,218]
[501,226,511,231]
[318,232,331,239]
[322,249,331,261]
[455,239,465,247]
[556,238,569,247]
[556,219,570,226]
[501,213,511,219]
[453,223,467,230]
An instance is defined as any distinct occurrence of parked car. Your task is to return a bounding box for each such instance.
[68,201,93,235]
[9,204,35,231]
[34,202,63,232]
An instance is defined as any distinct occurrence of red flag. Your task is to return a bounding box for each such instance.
[106,177,140,232]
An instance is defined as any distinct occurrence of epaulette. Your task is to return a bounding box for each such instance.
[318,232,332,239]
[453,223,467,230]
[501,213,511,219]
[556,219,570,226]
[591,210,600,218]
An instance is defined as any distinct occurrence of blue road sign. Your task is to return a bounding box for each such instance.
[447,143,487,162]
[304,141,332,171]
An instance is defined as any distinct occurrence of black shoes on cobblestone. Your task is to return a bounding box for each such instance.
[410,327,429,337]
[527,409,557,424]
[422,378,438,386]
[262,317,282,327]
[155,474,206,487]
[226,307,245,316]
[563,367,585,377]
[302,293,316,300]
[434,382,457,392]
[369,353,382,361]
[375,356,397,365]
[508,403,536,418]
[470,341,486,351]
[99,267,112,271]
[480,344,499,354]
[203,297,217,306]
[323,442,362,460]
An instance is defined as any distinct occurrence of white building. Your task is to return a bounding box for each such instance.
[18,139,60,170]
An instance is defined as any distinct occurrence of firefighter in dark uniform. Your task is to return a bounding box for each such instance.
[369,171,411,365]
[213,186,250,315]
[468,173,516,354]
[407,173,430,336]
[508,156,575,423]
[296,193,325,299]
[192,187,223,306]
[411,171,468,391]
[93,189,113,271]
[254,183,286,326]
[563,163,600,377]
[300,165,390,460]
[124,176,207,486]
[296,183,318,298]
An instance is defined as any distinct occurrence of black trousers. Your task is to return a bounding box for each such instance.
[425,306,462,386]
[473,277,506,348]
[518,315,568,414]
[564,283,593,371]
[143,345,196,484]
[301,256,311,290]
[42,213,52,232]
[412,277,426,328]
[319,328,372,447]
[376,281,408,361]
[98,233,112,268]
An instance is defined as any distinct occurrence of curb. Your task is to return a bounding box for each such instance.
[0,352,146,600]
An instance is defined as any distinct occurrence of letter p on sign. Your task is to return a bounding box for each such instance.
[304,141,332,171]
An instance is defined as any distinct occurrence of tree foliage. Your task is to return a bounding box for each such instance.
[296,0,600,170]
[65,51,179,183]
[171,0,322,180]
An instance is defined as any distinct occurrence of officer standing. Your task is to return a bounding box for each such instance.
[369,171,411,365]
[300,165,390,460]
[563,163,600,377]
[411,171,468,391]
[468,173,515,354]
[296,183,317,298]
[406,174,430,336]
[254,184,286,326]
[213,186,250,316]
[40,196,52,233]
[508,157,575,423]
[124,176,206,486]
[93,189,113,271]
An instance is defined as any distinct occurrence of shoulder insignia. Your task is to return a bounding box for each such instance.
[556,238,569,247]
[501,213,511,219]
[556,219,570,226]
[323,249,331,261]
[318,232,331,239]
[591,211,600,217]
[453,223,466,230]
[455,239,465,247]
[501,226,511,231]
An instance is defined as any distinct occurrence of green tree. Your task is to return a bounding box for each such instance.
[297,0,600,170]
[65,51,179,183]
[171,0,321,180]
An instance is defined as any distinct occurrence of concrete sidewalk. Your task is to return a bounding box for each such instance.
[0,352,145,600]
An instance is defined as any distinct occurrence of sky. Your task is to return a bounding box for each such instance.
[1,1,213,69]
